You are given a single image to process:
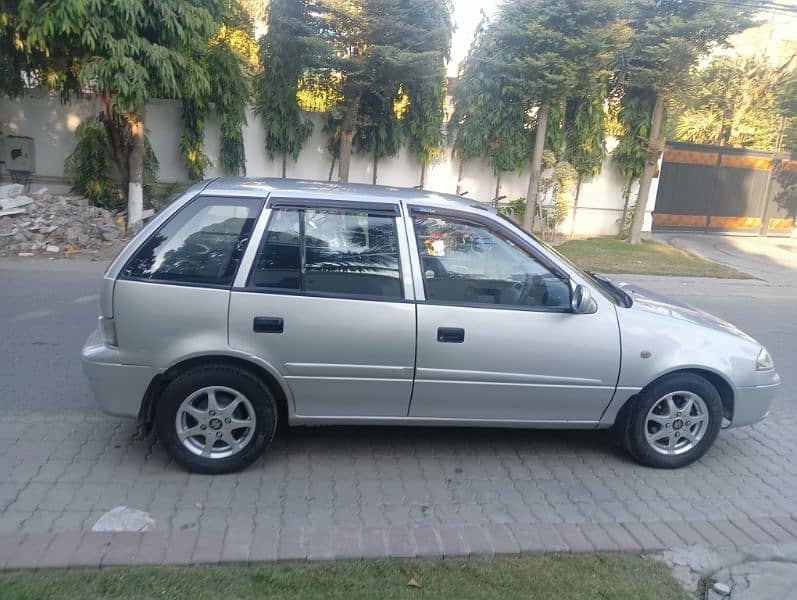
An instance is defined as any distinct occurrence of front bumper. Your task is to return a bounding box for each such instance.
[81,328,155,418]
[730,377,780,427]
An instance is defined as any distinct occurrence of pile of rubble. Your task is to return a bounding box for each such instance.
[0,183,126,256]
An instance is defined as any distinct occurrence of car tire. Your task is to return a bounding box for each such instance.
[155,365,277,474]
[623,373,723,469]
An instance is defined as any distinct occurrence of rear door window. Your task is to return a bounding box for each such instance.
[248,205,403,300]
[122,196,261,286]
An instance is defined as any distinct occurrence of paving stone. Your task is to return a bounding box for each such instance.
[249,525,279,563]
[221,526,253,564]
[163,529,198,566]
[277,527,305,562]
[192,528,226,564]
[333,525,362,560]
[386,526,416,558]
[646,522,688,548]
[412,525,443,558]
[70,532,113,568]
[731,518,779,545]
[132,530,169,565]
[579,524,621,552]
[305,527,334,561]
[0,533,27,568]
[361,526,388,559]
[556,523,594,553]
[103,532,143,566]
[667,521,710,546]
[437,524,468,558]
[622,522,666,552]
[5,533,54,569]
[506,522,547,554]
[462,524,494,557]
[753,517,796,543]
[485,523,520,556]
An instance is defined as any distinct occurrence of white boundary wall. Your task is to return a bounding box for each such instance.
[1,91,658,235]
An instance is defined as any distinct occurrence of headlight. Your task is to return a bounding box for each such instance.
[756,347,774,371]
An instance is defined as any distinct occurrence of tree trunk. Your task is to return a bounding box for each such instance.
[99,95,129,205]
[337,89,359,183]
[570,175,582,238]
[127,112,145,232]
[281,152,287,178]
[419,162,427,188]
[372,145,378,185]
[523,103,549,232]
[328,157,336,182]
[618,176,634,238]
[629,95,665,245]
[456,157,465,195]
[494,172,502,205]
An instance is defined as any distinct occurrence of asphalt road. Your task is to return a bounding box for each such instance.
[0,247,795,418]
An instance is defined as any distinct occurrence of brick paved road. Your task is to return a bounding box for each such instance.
[1,256,796,567]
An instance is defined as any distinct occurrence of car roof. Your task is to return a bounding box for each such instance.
[203,177,495,214]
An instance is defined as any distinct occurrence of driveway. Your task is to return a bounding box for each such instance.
[654,233,797,284]
[1,253,796,567]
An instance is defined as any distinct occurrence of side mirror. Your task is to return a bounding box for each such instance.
[570,282,597,314]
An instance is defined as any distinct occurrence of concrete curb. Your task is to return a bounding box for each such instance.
[3,515,797,571]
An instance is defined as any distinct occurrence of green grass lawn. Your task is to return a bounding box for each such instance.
[557,237,751,278]
[0,555,689,600]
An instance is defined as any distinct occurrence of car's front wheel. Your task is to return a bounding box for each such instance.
[623,373,723,468]
[155,365,277,474]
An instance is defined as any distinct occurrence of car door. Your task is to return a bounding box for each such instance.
[407,208,621,424]
[228,198,417,418]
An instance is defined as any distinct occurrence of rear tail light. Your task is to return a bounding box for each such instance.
[99,316,117,347]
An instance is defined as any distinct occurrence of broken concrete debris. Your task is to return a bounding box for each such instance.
[0,183,127,255]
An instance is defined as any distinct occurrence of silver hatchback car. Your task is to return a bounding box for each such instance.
[82,178,780,474]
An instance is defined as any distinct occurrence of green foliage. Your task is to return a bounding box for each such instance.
[405,72,447,168]
[254,0,314,165]
[489,0,628,107]
[64,116,160,210]
[355,88,404,161]
[179,98,211,182]
[178,10,253,180]
[535,150,579,241]
[612,88,655,181]
[300,0,452,177]
[208,39,250,176]
[449,16,530,177]
[670,56,789,150]
[544,101,566,158]
[564,79,608,178]
[18,0,228,113]
[774,70,797,151]
[498,197,528,222]
[64,118,121,209]
[618,1,759,98]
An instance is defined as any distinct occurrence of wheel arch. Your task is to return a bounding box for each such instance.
[139,354,292,430]
[610,367,735,429]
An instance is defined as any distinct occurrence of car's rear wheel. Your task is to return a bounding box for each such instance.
[156,365,277,474]
[623,373,723,468]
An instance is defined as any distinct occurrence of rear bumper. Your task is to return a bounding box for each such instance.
[81,328,155,418]
[729,379,780,427]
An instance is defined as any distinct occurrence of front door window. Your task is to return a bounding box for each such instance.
[413,213,570,309]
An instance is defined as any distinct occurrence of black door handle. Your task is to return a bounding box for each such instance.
[437,327,465,343]
[253,317,284,333]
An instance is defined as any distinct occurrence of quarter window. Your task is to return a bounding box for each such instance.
[122,196,260,286]
[413,214,570,309]
[249,206,403,300]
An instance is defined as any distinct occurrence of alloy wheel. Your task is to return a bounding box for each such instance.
[644,390,709,456]
[175,386,256,459]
